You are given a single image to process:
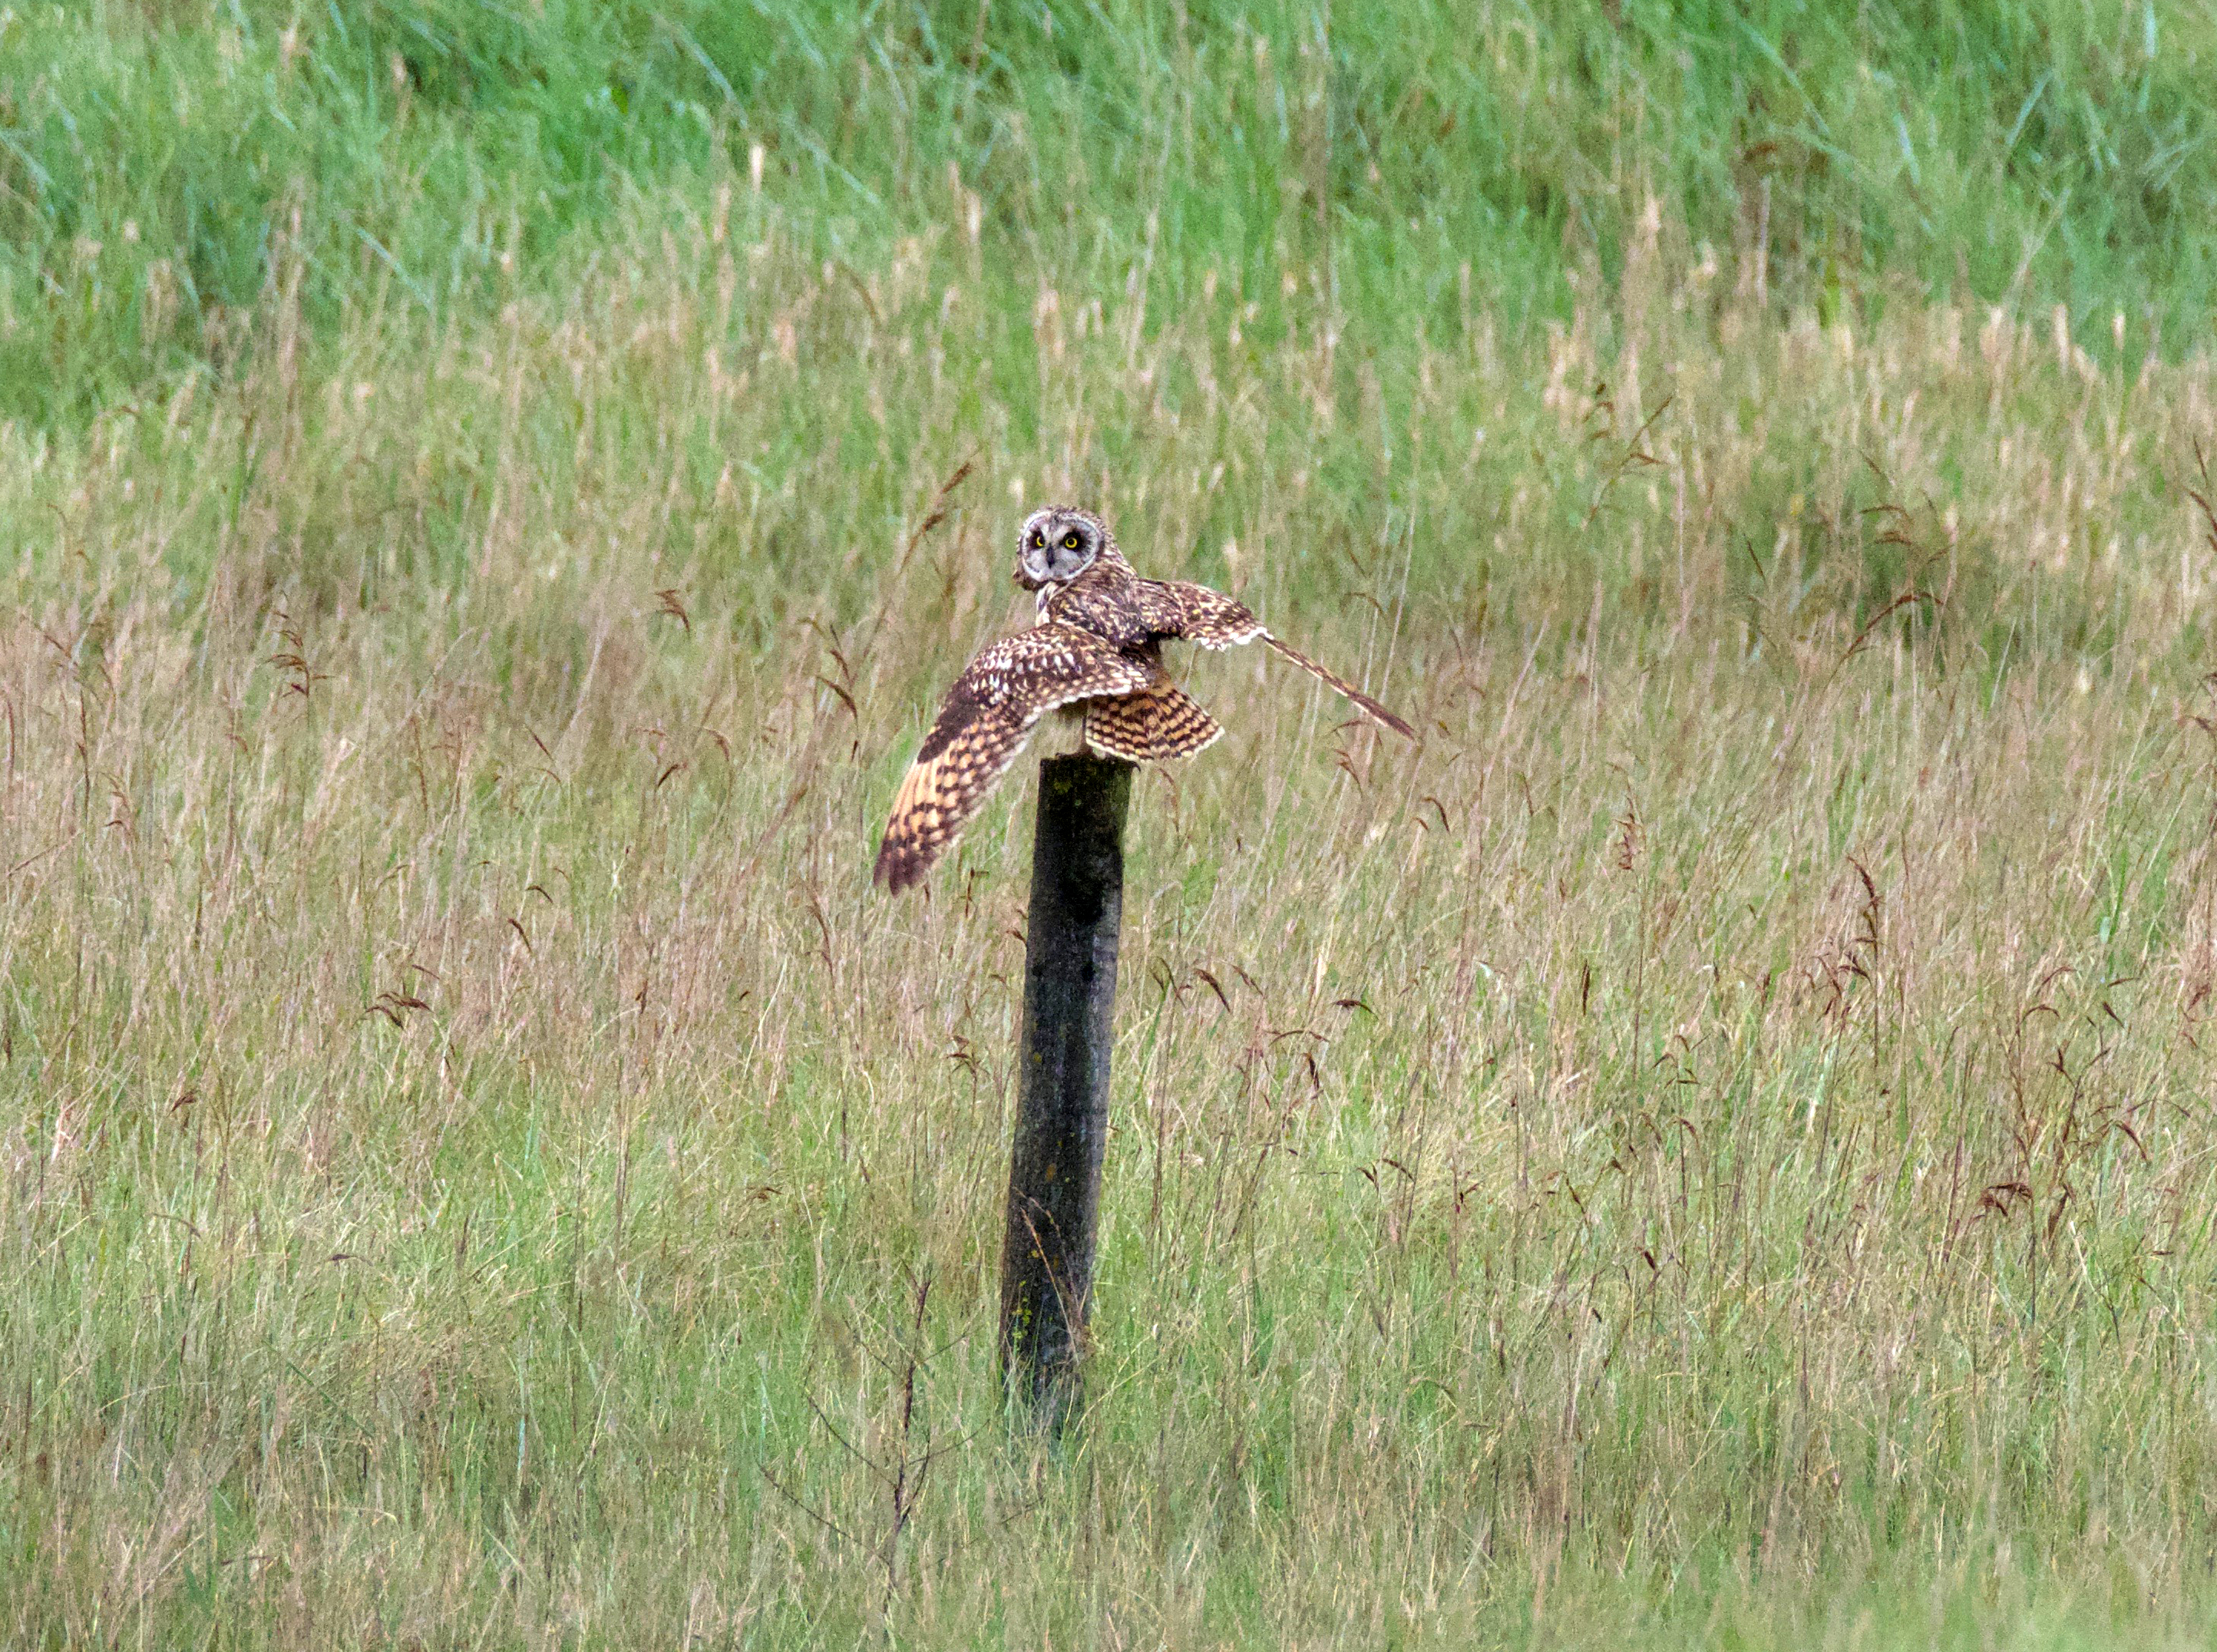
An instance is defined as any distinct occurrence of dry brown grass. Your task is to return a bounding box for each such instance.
[5,201,2217,1645]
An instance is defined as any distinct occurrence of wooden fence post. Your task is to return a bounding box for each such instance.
[999,752,1134,1429]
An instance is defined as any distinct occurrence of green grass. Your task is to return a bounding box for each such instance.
[6,3,2217,1648]
[4,1,2214,425]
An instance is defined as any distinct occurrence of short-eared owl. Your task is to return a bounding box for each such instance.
[873,507,1415,895]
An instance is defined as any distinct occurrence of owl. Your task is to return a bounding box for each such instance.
[873,506,1415,895]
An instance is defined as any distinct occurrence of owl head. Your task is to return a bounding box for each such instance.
[1014,506,1111,591]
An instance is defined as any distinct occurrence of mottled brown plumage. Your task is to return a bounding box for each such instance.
[874,506,1413,894]
[1082,682,1223,762]
[1026,513,1415,739]
[873,624,1153,894]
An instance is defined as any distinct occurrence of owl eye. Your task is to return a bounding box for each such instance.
[1030,532,1044,548]
[1062,534,1081,550]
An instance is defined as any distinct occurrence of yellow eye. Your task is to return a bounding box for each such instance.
[1062,534,1081,550]
[1030,533,1044,547]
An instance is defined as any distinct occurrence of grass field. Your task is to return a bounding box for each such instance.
[8,2,2217,1647]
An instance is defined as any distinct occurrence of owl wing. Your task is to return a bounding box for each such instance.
[1135,579,1264,649]
[1083,682,1224,762]
[874,623,1155,894]
[1143,580,1416,738]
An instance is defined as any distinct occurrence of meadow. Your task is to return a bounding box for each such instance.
[6,2,2217,1645]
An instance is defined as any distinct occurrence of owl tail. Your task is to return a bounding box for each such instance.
[1084,686,1224,762]
[1262,636,1416,738]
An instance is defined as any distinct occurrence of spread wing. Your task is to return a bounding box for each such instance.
[1083,682,1224,762]
[1135,580,1264,649]
[1141,580,1416,738]
[874,623,1155,894]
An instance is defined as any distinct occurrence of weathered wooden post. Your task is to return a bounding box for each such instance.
[998,752,1134,1428]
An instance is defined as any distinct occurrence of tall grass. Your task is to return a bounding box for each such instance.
[7,3,2217,1647]
[2,1,2212,424]
[5,172,2217,1641]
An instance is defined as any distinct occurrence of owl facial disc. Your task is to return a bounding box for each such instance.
[1015,507,1104,591]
